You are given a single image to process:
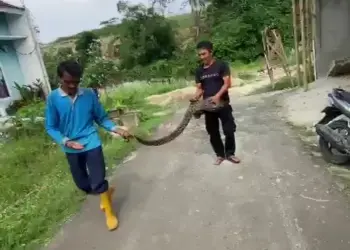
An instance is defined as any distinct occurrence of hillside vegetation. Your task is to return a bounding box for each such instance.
[42,0,293,89]
[44,13,193,52]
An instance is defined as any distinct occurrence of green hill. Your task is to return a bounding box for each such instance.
[44,13,193,52]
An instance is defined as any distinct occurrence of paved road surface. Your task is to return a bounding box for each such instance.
[46,94,350,250]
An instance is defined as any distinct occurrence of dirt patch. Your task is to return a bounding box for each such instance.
[280,76,350,128]
[146,68,290,106]
[146,87,196,106]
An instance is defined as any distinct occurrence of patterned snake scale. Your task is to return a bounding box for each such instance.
[134,98,226,146]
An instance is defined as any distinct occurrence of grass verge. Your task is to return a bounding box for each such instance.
[248,76,298,95]
[230,59,264,73]
[0,81,185,250]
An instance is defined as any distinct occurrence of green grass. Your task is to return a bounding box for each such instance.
[237,71,257,81]
[0,80,186,250]
[168,13,193,29]
[231,59,264,73]
[111,80,189,97]
[248,75,298,95]
[228,59,264,86]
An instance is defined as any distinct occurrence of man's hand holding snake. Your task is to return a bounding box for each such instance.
[112,127,133,141]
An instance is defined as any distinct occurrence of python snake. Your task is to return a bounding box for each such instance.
[133,98,226,146]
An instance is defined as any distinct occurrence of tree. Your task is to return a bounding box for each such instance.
[56,47,74,59]
[205,0,292,62]
[116,1,177,69]
[187,0,207,41]
[75,31,100,68]
[152,0,207,40]
[100,17,119,26]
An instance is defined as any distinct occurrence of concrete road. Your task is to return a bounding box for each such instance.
[46,94,350,250]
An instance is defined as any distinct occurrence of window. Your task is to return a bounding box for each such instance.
[0,67,9,98]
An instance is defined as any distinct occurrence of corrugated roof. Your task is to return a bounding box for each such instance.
[0,0,24,10]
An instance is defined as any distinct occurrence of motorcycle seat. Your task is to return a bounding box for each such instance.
[333,88,350,103]
[331,88,350,118]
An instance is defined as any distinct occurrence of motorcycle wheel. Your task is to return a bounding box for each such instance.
[319,120,350,165]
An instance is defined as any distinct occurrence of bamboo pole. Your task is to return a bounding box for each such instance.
[307,0,314,82]
[271,30,295,87]
[292,0,301,86]
[305,0,311,83]
[261,30,275,89]
[300,0,308,90]
[311,0,316,80]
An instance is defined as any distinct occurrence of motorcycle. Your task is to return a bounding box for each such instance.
[315,88,350,165]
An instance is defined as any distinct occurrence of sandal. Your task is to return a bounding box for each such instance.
[214,157,225,165]
[227,155,241,164]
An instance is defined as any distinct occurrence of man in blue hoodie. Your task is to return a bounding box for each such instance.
[45,60,131,231]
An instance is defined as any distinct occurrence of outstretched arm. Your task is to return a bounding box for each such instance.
[92,90,117,132]
[91,90,133,139]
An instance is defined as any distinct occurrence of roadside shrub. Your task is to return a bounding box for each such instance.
[6,81,46,115]
[82,57,120,88]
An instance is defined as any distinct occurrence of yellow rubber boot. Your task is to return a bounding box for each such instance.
[100,187,115,211]
[100,191,119,231]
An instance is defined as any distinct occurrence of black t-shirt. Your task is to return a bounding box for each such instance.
[195,60,230,102]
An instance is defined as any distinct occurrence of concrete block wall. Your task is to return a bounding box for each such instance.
[315,0,350,78]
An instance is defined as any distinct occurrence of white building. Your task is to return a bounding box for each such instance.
[0,0,49,117]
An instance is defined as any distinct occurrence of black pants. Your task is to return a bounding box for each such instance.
[205,105,236,158]
[66,146,108,194]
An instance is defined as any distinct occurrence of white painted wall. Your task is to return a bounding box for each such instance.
[6,9,50,95]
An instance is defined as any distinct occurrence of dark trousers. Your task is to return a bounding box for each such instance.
[66,146,108,194]
[204,105,236,158]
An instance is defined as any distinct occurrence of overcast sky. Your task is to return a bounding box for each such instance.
[6,0,189,43]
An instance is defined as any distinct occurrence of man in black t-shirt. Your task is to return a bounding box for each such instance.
[191,41,240,165]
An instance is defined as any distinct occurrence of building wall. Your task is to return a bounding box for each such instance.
[6,10,50,95]
[0,13,9,36]
[315,0,350,78]
[0,10,49,116]
[0,13,24,103]
[0,39,24,100]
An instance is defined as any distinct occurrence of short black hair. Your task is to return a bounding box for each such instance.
[196,41,213,52]
[57,60,83,78]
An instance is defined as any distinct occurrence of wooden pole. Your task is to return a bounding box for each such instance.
[261,29,275,89]
[305,0,311,83]
[292,0,301,86]
[311,0,316,80]
[300,0,308,90]
[271,30,295,87]
[304,0,310,83]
